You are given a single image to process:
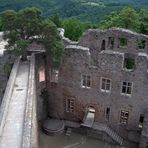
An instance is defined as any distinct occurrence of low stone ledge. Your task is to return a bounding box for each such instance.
[0,58,20,137]
[22,54,38,148]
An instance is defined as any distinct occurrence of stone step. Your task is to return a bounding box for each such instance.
[66,128,72,136]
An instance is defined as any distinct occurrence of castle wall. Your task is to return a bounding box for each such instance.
[0,52,16,104]
[48,28,148,146]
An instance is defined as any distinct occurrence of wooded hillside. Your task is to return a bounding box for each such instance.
[0,0,147,23]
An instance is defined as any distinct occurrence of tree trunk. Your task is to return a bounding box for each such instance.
[21,48,27,61]
[44,51,52,116]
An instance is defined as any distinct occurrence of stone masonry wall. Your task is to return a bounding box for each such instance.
[48,28,148,147]
[0,52,16,104]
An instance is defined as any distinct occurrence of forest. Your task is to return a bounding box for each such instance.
[0,1,147,41]
[0,0,147,23]
[0,3,147,65]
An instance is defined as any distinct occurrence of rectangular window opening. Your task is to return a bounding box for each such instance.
[105,107,110,121]
[81,74,91,88]
[124,58,135,70]
[101,78,111,92]
[120,110,129,124]
[119,38,127,48]
[139,114,144,128]
[138,40,146,50]
[65,98,75,113]
[108,37,114,49]
[121,81,133,95]
[50,69,59,83]
[39,67,45,82]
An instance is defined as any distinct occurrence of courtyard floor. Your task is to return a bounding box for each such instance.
[39,129,118,148]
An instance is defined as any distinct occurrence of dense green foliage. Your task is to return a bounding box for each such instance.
[99,7,140,30]
[99,7,148,35]
[0,0,147,23]
[1,7,63,64]
[0,0,147,42]
[62,18,92,41]
[59,7,148,41]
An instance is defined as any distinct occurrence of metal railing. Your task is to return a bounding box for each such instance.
[93,123,123,145]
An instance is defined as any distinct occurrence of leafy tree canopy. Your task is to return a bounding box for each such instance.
[50,14,62,28]
[62,18,92,41]
[139,9,148,35]
[99,7,140,30]
[1,7,64,64]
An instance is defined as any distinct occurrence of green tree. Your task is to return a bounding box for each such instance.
[63,18,89,41]
[119,7,140,31]
[99,12,121,29]
[0,18,2,31]
[1,8,42,60]
[1,7,63,64]
[50,14,62,28]
[99,7,140,32]
[40,19,64,66]
[139,9,148,35]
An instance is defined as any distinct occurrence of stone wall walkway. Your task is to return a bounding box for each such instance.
[0,61,30,148]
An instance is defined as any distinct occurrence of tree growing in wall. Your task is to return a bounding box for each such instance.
[1,7,64,64]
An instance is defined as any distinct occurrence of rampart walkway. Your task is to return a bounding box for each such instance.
[0,62,29,147]
[0,55,38,148]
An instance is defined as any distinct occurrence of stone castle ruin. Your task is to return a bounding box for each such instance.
[0,27,148,148]
[44,28,148,147]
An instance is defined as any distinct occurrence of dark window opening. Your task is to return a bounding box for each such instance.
[65,98,75,113]
[121,81,132,95]
[101,40,106,51]
[108,37,114,49]
[139,114,144,128]
[106,107,110,121]
[138,40,146,50]
[119,38,127,48]
[124,58,135,69]
[123,53,135,70]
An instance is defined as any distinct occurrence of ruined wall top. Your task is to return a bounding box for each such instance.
[80,28,148,40]
[63,28,148,73]
[78,27,148,55]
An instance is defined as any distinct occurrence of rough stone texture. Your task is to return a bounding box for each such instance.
[0,58,20,136]
[0,32,16,104]
[22,54,38,148]
[0,51,16,104]
[48,28,148,147]
[62,37,78,47]
[139,110,148,148]
[0,55,38,148]
[0,60,30,148]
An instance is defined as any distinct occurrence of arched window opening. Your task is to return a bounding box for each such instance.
[101,40,106,51]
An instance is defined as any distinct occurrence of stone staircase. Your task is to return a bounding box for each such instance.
[65,128,72,136]
[93,123,123,146]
